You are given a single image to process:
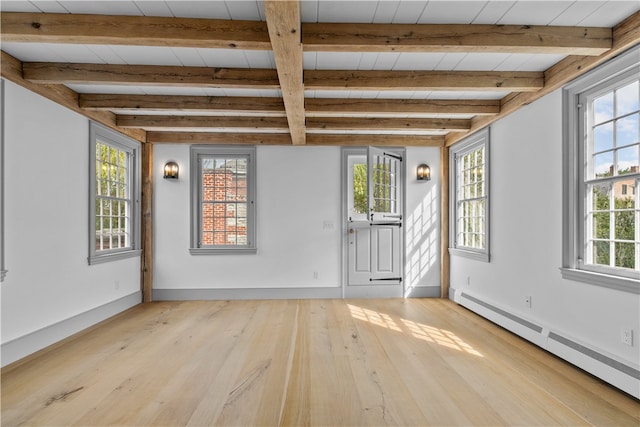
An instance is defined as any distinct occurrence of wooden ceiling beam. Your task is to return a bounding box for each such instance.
[264,0,306,145]
[302,23,611,55]
[307,134,444,147]
[117,115,290,131]
[23,62,280,89]
[79,94,286,115]
[307,117,470,132]
[306,98,500,116]
[1,12,271,50]
[0,51,146,142]
[147,131,443,147]
[446,10,640,146]
[147,132,293,145]
[305,70,544,91]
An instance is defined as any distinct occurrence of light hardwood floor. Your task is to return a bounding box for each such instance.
[2,299,639,426]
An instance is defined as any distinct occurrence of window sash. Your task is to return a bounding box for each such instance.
[88,123,140,265]
[562,46,640,291]
[449,128,490,261]
[190,146,256,254]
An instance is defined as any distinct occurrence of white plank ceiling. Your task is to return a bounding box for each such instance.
[1,1,639,142]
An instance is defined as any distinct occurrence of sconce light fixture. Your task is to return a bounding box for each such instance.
[417,164,431,181]
[163,161,179,180]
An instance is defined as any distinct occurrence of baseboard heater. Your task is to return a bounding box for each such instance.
[453,289,640,398]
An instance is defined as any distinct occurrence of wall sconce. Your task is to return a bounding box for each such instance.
[163,161,179,180]
[417,164,431,181]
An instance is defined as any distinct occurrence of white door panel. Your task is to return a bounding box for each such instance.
[345,148,404,297]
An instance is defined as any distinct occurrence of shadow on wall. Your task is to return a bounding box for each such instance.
[405,185,438,297]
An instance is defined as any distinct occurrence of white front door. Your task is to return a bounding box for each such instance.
[344,148,404,298]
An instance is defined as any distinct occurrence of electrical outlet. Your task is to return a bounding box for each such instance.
[313,271,319,280]
[524,295,532,308]
[466,276,471,286]
[621,328,633,346]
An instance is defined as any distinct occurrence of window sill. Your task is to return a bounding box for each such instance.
[560,268,639,294]
[449,247,490,262]
[189,247,257,256]
[89,249,141,265]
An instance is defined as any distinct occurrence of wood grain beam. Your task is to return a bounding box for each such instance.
[141,142,153,303]
[445,10,640,146]
[0,51,146,142]
[264,0,306,145]
[79,94,286,115]
[117,115,290,131]
[147,132,443,146]
[23,62,280,89]
[1,12,271,50]
[147,132,293,145]
[306,98,500,116]
[305,70,544,91]
[303,23,611,55]
[307,134,444,147]
[307,117,470,132]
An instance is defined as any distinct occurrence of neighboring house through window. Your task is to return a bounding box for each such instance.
[190,146,256,254]
[449,128,490,262]
[89,123,141,264]
[562,46,639,292]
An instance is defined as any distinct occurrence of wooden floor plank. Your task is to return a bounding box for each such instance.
[1,299,638,427]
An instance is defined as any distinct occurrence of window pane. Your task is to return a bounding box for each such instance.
[616,114,638,148]
[615,242,635,269]
[592,183,610,210]
[594,92,614,124]
[614,211,635,240]
[592,241,610,265]
[617,145,639,175]
[616,80,639,116]
[593,152,613,178]
[594,122,613,152]
[593,213,610,239]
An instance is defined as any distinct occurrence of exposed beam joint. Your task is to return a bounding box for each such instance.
[1,12,271,50]
[303,23,611,55]
[445,10,640,146]
[0,51,146,142]
[264,0,306,145]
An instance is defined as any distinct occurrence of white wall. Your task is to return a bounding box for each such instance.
[1,81,141,366]
[450,89,640,396]
[153,144,441,296]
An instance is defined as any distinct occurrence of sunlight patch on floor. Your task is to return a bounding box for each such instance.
[348,304,402,332]
[401,318,483,357]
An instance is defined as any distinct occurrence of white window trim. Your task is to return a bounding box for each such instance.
[190,146,257,255]
[449,128,490,262]
[88,123,141,265]
[561,46,640,294]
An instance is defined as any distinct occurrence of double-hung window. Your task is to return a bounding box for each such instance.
[89,123,141,264]
[449,128,490,262]
[190,146,256,254]
[562,46,639,292]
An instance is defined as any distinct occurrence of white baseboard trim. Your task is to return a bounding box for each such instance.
[1,291,141,368]
[450,288,640,399]
[153,287,343,301]
[405,286,441,298]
